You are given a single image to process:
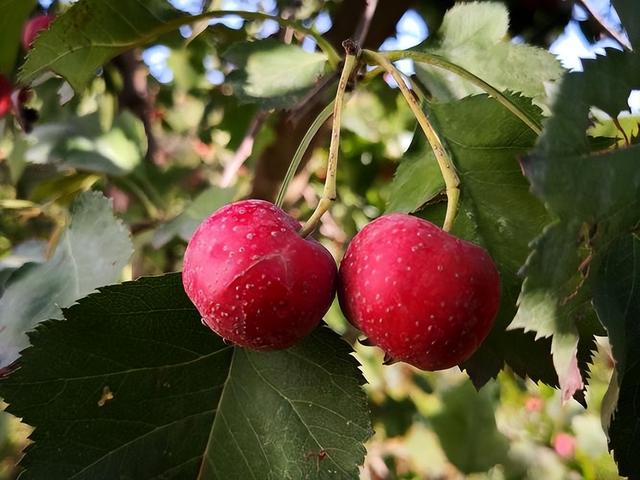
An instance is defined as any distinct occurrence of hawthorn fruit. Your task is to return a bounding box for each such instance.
[182,199,337,350]
[338,213,500,370]
[22,14,55,50]
[0,75,11,117]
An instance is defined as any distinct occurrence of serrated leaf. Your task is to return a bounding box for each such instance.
[152,185,237,248]
[20,0,186,92]
[0,191,132,368]
[536,50,640,157]
[413,94,557,387]
[223,39,328,109]
[592,234,640,478]
[414,2,563,105]
[430,381,509,474]
[512,49,640,401]
[0,0,36,74]
[0,273,372,479]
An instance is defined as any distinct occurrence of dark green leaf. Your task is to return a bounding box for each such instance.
[223,39,328,109]
[0,274,372,479]
[430,381,509,473]
[512,49,640,400]
[0,0,36,74]
[0,191,132,367]
[593,234,640,478]
[200,327,371,479]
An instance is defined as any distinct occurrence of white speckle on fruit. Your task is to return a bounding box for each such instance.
[246,233,254,240]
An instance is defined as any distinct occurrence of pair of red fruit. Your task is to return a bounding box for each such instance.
[183,200,500,370]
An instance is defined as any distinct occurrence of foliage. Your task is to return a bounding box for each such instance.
[0,274,371,479]
[0,0,638,478]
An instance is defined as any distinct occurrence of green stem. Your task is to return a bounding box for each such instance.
[381,50,542,135]
[363,49,460,232]
[299,42,359,237]
[275,100,335,208]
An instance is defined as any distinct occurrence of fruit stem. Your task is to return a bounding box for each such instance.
[362,49,460,232]
[299,40,359,237]
[381,50,542,135]
[275,100,335,208]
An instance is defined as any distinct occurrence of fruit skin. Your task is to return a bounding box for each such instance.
[0,75,11,117]
[182,199,337,350]
[22,14,55,50]
[338,213,500,370]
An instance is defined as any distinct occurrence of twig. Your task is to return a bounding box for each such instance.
[363,49,460,232]
[299,41,359,237]
[220,111,268,187]
[576,0,632,51]
[353,0,380,46]
[112,51,163,165]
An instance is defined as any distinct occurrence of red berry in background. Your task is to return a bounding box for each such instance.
[338,213,500,370]
[0,75,11,117]
[22,14,55,50]
[182,199,337,350]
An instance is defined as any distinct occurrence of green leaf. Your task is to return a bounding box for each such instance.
[223,39,328,109]
[0,240,46,295]
[0,0,36,74]
[414,2,563,105]
[415,94,556,387]
[26,112,145,175]
[0,274,372,479]
[536,50,640,157]
[592,234,640,478]
[512,49,640,400]
[152,185,236,248]
[19,0,186,92]
[430,380,509,474]
[0,191,132,367]
[386,137,441,214]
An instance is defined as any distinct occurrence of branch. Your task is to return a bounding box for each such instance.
[576,0,632,51]
[219,111,268,187]
[353,0,380,46]
[112,51,163,165]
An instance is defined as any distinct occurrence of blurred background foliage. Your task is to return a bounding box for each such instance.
[0,0,634,478]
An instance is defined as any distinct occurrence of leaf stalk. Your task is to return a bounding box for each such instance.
[299,41,359,237]
[362,49,460,232]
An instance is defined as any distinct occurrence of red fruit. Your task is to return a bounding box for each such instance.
[22,14,55,50]
[0,75,11,117]
[182,199,337,350]
[338,213,500,370]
